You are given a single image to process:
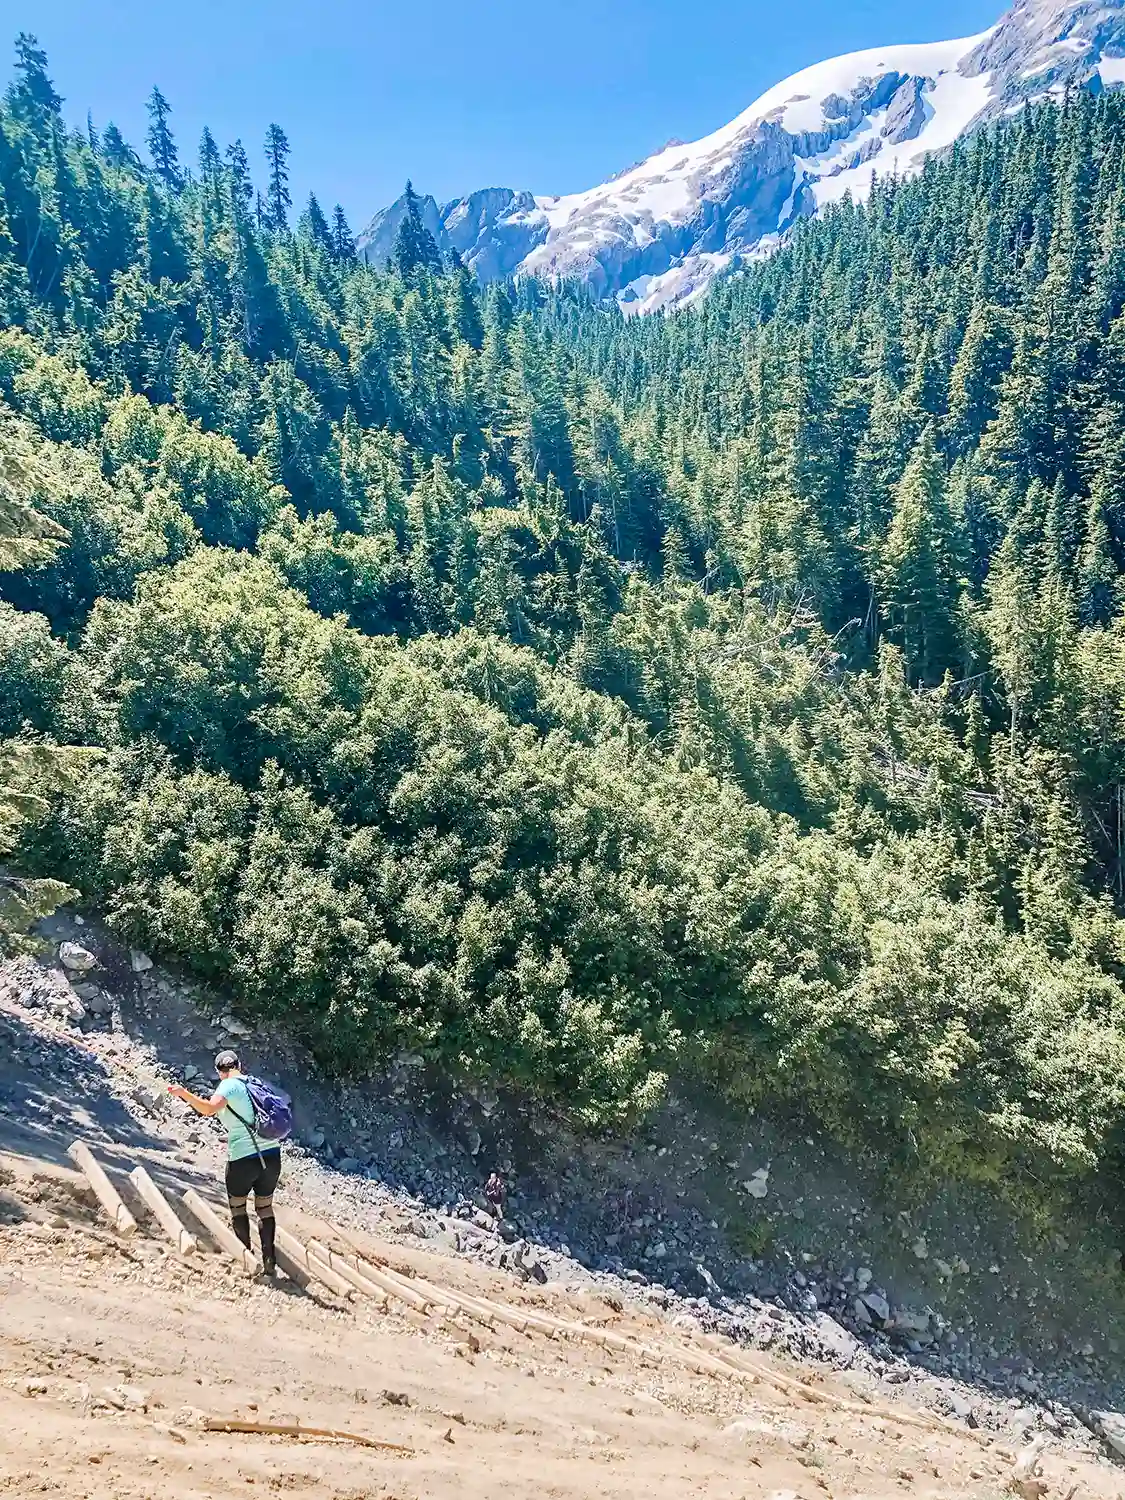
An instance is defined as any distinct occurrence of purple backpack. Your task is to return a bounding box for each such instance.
[240,1075,293,1143]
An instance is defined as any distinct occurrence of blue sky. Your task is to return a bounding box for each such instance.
[10,0,1000,230]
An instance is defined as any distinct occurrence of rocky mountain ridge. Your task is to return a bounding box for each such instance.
[358,0,1125,312]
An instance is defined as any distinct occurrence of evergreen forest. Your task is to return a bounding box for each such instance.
[5,33,1125,1213]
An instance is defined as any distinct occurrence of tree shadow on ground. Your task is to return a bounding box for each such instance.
[0,1006,169,1174]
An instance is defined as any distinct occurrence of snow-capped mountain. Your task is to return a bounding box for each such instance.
[358,0,1125,313]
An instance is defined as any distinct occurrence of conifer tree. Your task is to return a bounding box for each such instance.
[1044,473,1078,579]
[1077,485,1119,626]
[976,320,1054,489]
[145,85,182,190]
[144,178,189,284]
[985,534,1035,753]
[393,181,442,278]
[449,249,484,349]
[225,138,253,205]
[572,555,618,691]
[331,204,356,261]
[880,425,966,683]
[298,192,332,252]
[198,126,221,182]
[7,33,62,128]
[851,368,911,548]
[263,123,291,231]
[101,121,140,171]
[946,301,1011,450]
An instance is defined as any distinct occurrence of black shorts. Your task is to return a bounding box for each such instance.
[225,1148,282,1202]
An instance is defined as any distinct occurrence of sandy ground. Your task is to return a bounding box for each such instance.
[2,1150,1123,1500]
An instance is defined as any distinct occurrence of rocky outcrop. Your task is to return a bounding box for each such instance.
[883,76,929,143]
[443,188,547,280]
[358,0,1125,312]
[965,0,1125,105]
[360,186,548,281]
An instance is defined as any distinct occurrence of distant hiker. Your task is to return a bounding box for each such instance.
[168,1050,292,1277]
[485,1170,506,1223]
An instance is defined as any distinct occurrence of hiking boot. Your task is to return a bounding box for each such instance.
[261,1256,277,1279]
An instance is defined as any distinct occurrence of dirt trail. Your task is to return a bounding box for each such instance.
[2,1142,1123,1499]
[3,929,1125,1496]
[8,910,1125,1422]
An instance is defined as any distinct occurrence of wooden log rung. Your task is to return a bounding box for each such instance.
[68,1141,137,1237]
[272,1225,359,1302]
[182,1188,258,1275]
[302,1230,431,1313]
[129,1165,198,1257]
[301,1237,396,1308]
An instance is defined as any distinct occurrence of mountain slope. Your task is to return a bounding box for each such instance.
[358,0,1125,310]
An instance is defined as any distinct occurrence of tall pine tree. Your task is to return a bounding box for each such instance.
[879,425,967,683]
[393,181,442,277]
[263,123,291,231]
[331,204,356,261]
[298,192,332,252]
[225,138,253,204]
[145,85,181,190]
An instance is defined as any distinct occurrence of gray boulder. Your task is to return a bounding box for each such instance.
[1091,1410,1125,1461]
[59,942,96,973]
[861,1290,891,1323]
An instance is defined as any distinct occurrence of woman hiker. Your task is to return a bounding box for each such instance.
[168,1049,281,1276]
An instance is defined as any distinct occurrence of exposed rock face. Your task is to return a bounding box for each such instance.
[444,188,545,280]
[883,77,929,144]
[359,0,1125,312]
[965,0,1125,103]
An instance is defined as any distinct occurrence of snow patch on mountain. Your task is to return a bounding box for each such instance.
[358,0,1125,311]
[510,33,996,297]
[800,53,996,211]
[617,253,736,317]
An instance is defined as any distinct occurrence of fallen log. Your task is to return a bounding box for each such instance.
[332,1223,776,1385]
[305,1250,361,1302]
[322,1218,594,1340]
[694,1331,988,1441]
[318,1218,972,1440]
[129,1166,198,1256]
[202,1417,412,1454]
[68,1141,137,1237]
[356,1258,451,1315]
[408,1278,500,1329]
[319,1218,548,1330]
[182,1189,258,1275]
[319,1217,972,1443]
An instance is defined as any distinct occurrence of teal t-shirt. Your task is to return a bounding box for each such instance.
[215,1076,259,1162]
